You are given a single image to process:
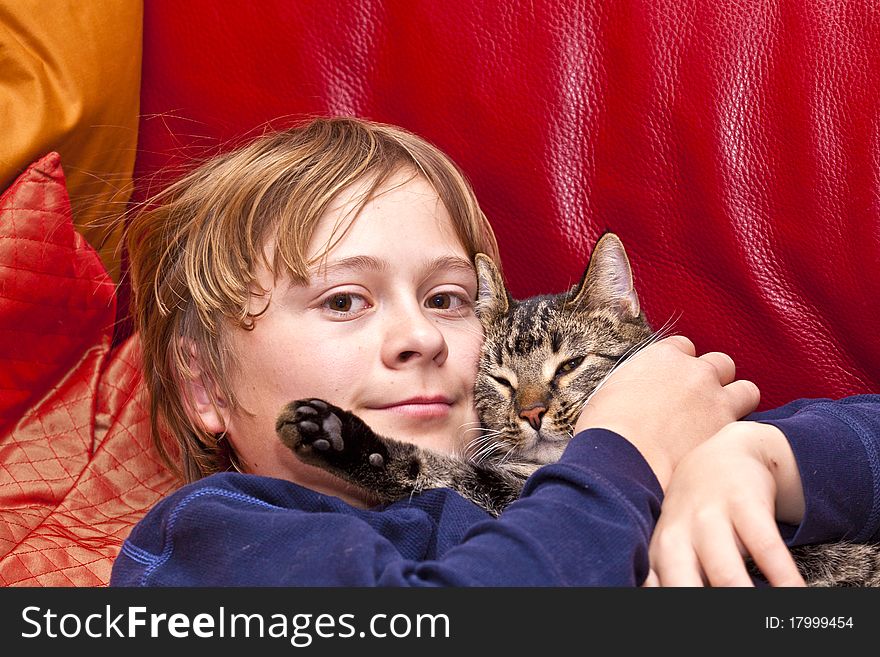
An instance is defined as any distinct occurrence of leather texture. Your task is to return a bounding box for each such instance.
[3,1,879,586]
[0,153,176,586]
[134,0,880,408]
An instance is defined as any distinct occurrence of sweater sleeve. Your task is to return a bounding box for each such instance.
[410,428,661,586]
[110,428,661,587]
[749,394,880,546]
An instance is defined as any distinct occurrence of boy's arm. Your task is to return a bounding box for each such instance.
[758,395,880,546]
[109,432,661,586]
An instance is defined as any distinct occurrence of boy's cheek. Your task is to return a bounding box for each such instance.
[460,335,484,378]
[452,319,484,362]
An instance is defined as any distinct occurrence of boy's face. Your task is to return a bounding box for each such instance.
[222,171,483,504]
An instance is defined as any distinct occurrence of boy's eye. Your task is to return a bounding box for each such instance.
[329,294,353,312]
[428,293,451,309]
[426,292,462,310]
[555,356,585,377]
[322,293,369,315]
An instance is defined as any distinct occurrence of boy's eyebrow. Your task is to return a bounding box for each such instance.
[312,255,389,277]
[421,255,476,279]
[311,254,475,279]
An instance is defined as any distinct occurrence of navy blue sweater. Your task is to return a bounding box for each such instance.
[111,395,880,586]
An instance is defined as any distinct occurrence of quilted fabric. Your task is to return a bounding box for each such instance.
[0,153,177,586]
[134,0,880,408]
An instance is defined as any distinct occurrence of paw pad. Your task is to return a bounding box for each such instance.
[284,400,345,451]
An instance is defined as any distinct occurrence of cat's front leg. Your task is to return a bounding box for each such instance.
[275,398,426,503]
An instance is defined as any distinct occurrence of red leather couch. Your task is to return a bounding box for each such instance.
[2,1,878,586]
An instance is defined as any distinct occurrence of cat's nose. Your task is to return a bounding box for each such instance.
[519,404,547,430]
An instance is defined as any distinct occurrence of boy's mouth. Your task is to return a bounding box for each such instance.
[368,396,453,418]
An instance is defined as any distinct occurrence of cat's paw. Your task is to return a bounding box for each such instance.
[275,398,388,469]
[276,398,345,454]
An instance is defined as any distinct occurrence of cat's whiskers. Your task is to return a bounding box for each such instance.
[651,312,682,342]
[462,428,504,441]
[456,421,490,445]
[469,437,505,459]
[466,427,503,437]
[464,429,507,464]
[457,421,485,437]
[458,422,502,448]
[497,442,521,465]
[471,448,503,465]
[474,441,506,462]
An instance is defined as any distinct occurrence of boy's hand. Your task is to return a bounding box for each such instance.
[646,421,806,587]
[575,335,760,489]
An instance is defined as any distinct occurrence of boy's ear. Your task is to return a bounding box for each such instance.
[565,233,640,319]
[474,253,512,321]
[181,341,230,435]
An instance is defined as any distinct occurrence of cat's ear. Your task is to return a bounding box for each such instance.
[474,253,511,320]
[565,233,640,319]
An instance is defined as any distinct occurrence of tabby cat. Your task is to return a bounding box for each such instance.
[276,233,880,587]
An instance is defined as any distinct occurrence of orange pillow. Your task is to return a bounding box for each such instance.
[0,1,142,283]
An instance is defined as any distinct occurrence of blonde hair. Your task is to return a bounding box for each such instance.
[125,116,500,482]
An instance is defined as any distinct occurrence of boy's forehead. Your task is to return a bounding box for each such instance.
[254,170,468,291]
[311,176,457,255]
[324,169,439,217]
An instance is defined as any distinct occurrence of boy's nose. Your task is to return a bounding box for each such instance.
[381,302,448,367]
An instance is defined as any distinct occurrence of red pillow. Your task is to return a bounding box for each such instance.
[0,153,176,586]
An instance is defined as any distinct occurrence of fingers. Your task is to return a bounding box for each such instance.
[649,533,706,586]
[693,526,755,587]
[734,512,806,587]
[723,379,761,417]
[651,510,803,588]
[658,334,696,356]
[671,339,760,416]
[662,339,754,401]
[697,347,760,418]
[698,351,736,385]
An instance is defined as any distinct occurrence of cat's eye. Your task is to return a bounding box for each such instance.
[555,356,584,377]
[490,375,514,389]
